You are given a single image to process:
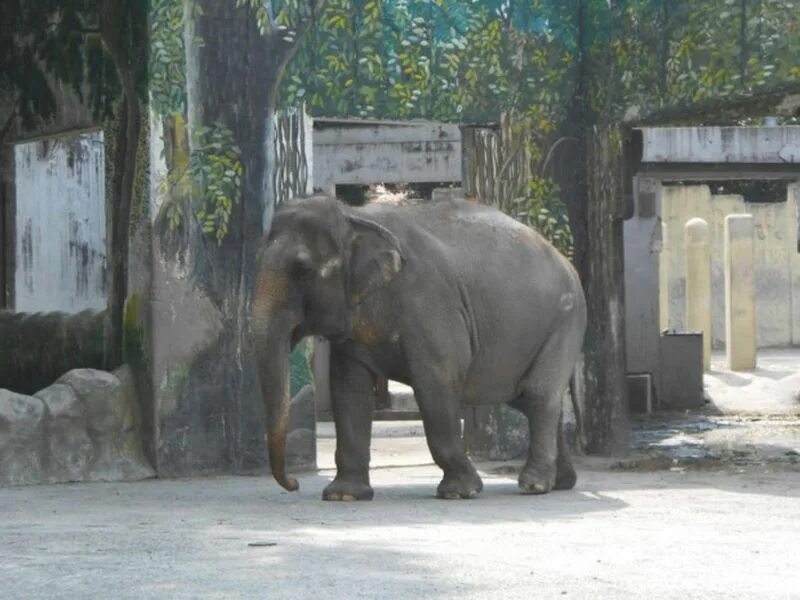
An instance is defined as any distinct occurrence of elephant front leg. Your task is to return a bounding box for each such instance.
[323,352,376,501]
[414,375,483,499]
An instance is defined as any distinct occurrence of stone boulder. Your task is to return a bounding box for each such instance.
[0,366,154,486]
[35,383,93,482]
[0,390,46,485]
[56,367,154,482]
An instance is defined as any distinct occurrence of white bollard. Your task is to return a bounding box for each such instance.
[724,214,757,371]
[685,218,712,370]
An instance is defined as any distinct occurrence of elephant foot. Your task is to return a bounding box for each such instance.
[518,464,556,495]
[554,460,577,491]
[436,469,483,500]
[322,477,374,502]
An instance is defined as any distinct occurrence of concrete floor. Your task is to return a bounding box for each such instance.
[3,431,800,600]
[706,349,800,416]
[3,351,798,599]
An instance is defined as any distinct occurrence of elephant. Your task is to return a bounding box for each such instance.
[251,194,586,500]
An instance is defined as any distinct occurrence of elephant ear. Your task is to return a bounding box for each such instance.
[346,214,405,305]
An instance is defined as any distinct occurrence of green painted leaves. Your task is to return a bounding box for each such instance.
[150,0,186,116]
[159,120,244,245]
[191,124,244,245]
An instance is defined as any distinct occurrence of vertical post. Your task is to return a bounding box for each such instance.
[787,183,800,346]
[724,214,757,371]
[659,221,669,332]
[685,218,711,370]
[1,141,16,309]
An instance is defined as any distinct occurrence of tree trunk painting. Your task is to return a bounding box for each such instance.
[148,1,312,475]
[580,126,628,453]
[99,0,148,369]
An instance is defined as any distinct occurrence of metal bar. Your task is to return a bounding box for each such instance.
[11,126,103,145]
[637,163,800,182]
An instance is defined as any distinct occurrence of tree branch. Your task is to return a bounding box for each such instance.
[0,109,17,143]
[262,1,278,29]
[541,136,579,175]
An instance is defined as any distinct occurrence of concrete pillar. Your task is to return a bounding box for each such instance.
[788,183,800,346]
[659,221,670,332]
[685,218,712,370]
[724,214,757,371]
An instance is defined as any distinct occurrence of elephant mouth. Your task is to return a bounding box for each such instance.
[325,332,350,345]
[290,328,303,348]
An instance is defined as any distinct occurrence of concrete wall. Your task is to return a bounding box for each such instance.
[12,131,107,313]
[642,126,800,164]
[313,119,461,193]
[662,184,800,348]
[0,310,106,394]
[623,177,663,377]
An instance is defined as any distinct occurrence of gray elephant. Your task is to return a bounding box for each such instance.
[251,194,586,500]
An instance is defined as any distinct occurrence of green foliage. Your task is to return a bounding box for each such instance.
[290,339,314,397]
[586,0,800,119]
[152,0,322,244]
[158,120,244,246]
[236,0,317,35]
[0,0,123,130]
[280,0,578,124]
[151,2,247,245]
[508,176,573,259]
[123,293,146,367]
[192,124,244,245]
[282,0,798,124]
[279,0,797,256]
[150,0,187,116]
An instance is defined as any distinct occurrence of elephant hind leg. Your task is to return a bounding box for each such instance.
[516,320,582,495]
[412,373,482,499]
[554,412,577,490]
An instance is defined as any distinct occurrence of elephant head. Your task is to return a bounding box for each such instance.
[250,195,404,491]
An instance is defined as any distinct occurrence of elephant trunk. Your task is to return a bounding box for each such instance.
[253,307,299,493]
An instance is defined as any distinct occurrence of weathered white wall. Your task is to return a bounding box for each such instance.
[14,131,107,313]
[313,119,461,192]
[642,126,800,164]
[662,184,800,348]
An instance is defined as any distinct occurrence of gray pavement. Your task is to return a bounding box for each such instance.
[3,432,800,599]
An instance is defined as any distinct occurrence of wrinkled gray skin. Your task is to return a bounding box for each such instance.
[251,195,586,500]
